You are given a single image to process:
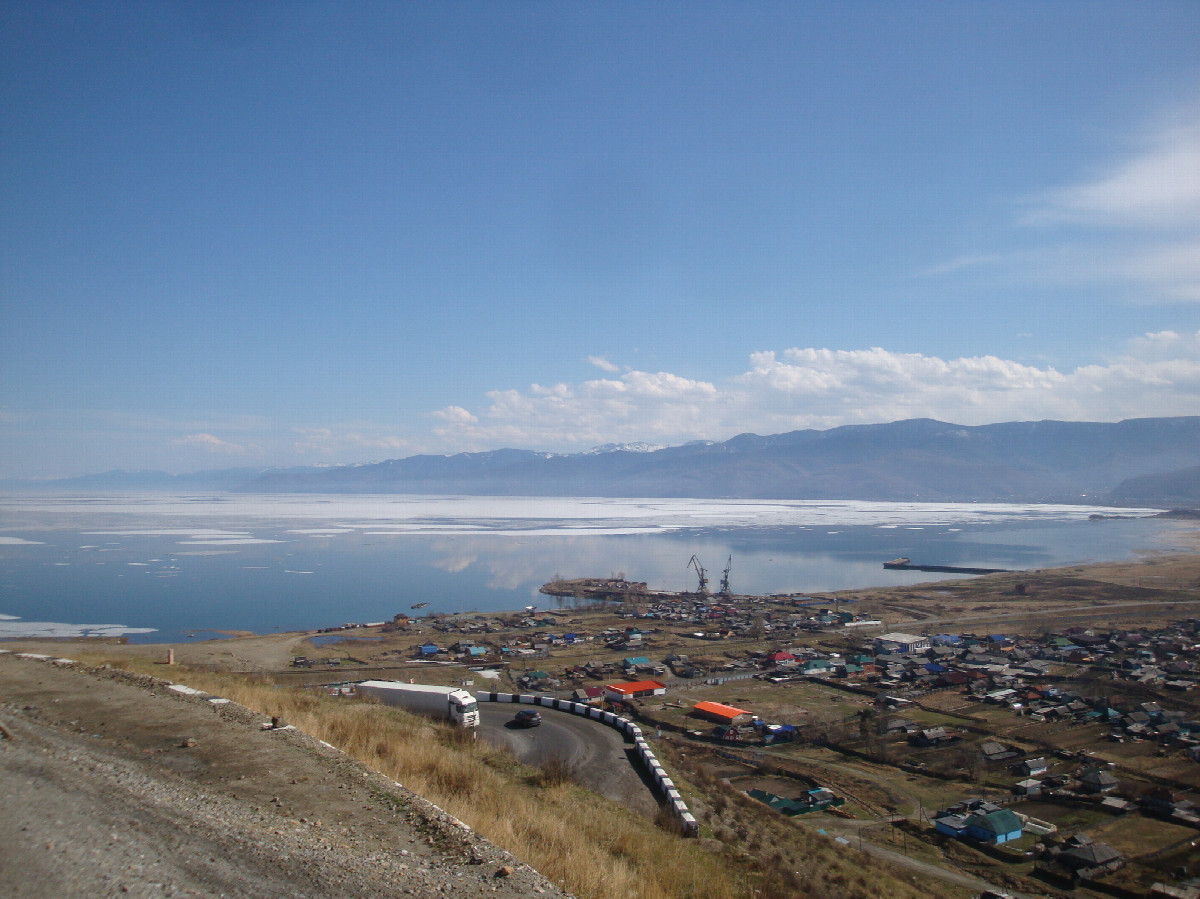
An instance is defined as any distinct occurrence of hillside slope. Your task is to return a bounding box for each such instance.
[0,653,565,899]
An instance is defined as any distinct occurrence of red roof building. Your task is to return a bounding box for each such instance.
[603,680,667,702]
[693,701,752,725]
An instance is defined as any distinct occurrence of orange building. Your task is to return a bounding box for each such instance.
[692,701,752,725]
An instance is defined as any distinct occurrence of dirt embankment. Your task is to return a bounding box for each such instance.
[0,652,568,899]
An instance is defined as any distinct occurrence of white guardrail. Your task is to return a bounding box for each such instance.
[477,691,698,837]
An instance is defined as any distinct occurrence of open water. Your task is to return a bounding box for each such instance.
[0,494,1193,643]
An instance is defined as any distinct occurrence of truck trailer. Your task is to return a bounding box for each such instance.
[357,681,480,728]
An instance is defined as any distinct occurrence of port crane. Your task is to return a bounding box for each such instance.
[718,555,732,596]
[687,555,709,596]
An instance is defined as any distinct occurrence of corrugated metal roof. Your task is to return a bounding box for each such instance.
[605,680,665,694]
[693,700,750,718]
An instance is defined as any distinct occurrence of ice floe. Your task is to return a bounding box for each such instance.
[0,614,156,639]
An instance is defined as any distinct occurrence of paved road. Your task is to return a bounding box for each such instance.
[477,704,659,816]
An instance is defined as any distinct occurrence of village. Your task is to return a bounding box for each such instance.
[287,555,1200,898]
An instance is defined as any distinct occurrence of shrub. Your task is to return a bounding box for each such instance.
[537,752,579,787]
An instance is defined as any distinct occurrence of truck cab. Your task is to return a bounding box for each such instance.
[448,689,479,727]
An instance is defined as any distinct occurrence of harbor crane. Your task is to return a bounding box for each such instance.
[718,555,732,596]
[687,554,709,596]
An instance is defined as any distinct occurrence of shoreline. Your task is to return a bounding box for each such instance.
[1,501,1195,648]
[5,544,1200,674]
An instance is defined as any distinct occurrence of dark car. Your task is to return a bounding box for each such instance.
[514,709,542,727]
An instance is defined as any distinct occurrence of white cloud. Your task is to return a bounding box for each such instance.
[291,426,409,457]
[1016,105,1200,302]
[427,334,1200,450]
[1032,120,1200,229]
[433,405,478,424]
[587,355,621,372]
[170,432,245,454]
[922,253,1003,276]
[926,103,1200,303]
[431,369,719,449]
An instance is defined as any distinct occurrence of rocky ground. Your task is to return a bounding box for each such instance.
[0,652,569,898]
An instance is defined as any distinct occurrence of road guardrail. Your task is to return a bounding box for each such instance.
[478,691,698,836]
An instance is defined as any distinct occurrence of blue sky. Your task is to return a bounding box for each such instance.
[3,2,1200,478]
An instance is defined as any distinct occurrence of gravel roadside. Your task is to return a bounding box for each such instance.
[0,652,570,898]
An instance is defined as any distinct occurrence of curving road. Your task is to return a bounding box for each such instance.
[477,704,659,817]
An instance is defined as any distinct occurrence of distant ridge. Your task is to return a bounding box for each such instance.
[1108,464,1200,508]
[9,417,1200,505]
[0,466,322,494]
[232,416,1200,505]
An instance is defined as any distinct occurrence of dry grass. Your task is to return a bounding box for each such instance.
[74,655,943,898]
[86,659,739,898]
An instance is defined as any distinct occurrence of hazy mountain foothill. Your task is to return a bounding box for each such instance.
[10,416,1198,507]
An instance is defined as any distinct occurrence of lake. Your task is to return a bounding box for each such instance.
[0,494,1193,642]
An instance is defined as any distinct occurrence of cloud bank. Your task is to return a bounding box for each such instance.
[431,331,1200,450]
[5,333,1198,477]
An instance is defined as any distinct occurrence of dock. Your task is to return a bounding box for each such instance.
[882,557,1008,575]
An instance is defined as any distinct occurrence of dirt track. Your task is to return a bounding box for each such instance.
[0,652,567,898]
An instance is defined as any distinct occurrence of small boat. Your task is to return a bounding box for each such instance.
[411,602,428,609]
[525,604,537,612]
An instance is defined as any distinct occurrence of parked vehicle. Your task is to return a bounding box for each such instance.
[514,709,542,727]
[357,681,479,727]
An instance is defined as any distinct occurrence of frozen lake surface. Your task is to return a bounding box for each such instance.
[0,494,1189,642]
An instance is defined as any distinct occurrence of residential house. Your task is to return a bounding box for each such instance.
[875,632,931,654]
[980,741,1019,764]
[1052,833,1123,876]
[1013,779,1043,797]
[964,808,1023,844]
[1013,757,1049,777]
[1078,767,1120,794]
[910,727,953,747]
[1142,786,1193,817]
[933,814,969,838]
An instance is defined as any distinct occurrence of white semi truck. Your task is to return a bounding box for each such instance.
[357,680,480,728]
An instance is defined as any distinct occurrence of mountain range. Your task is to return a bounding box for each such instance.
[8,417,1200,507]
